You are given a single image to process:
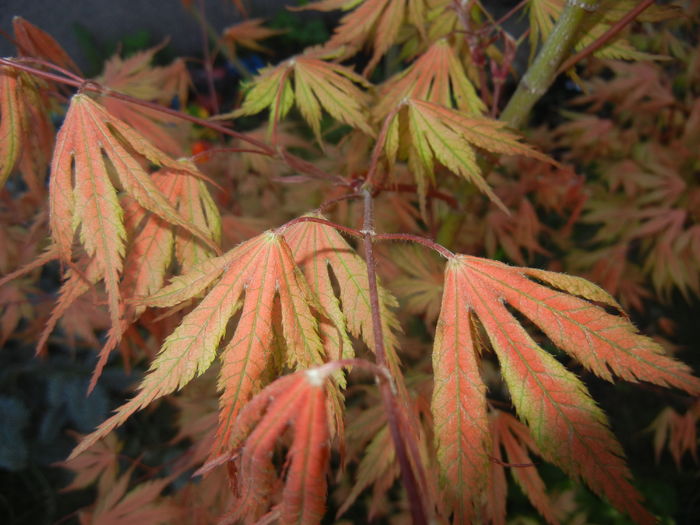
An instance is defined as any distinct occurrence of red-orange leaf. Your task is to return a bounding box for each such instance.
[283,215,403,376]
[214,369,331,525]
[295,0,412,75]
[435,255,700,524]
[490,411,558,525]
[431,265,489,523]
[375,38,484,119]
[80,471,180,525]
[49,94,217,330]
[0,66,53,193]
[222,19,285,54]
[70,231,324,459]
[12,17,82,75]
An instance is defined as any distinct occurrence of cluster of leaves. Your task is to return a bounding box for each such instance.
[1,2,700,524]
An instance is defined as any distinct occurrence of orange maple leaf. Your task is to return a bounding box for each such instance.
[49,94,217,333]
[79,471,180,525]
[487,410,558,525]
[70,231,325,459]
[221,18,285,55]
[374,38,484,120]
[12,17,82,75]
[283,215,403,377]
[433,254,700,523]
[96,45,192,156]
[210,369,332,525]
[295,0,425,75]
[0,65,53,194]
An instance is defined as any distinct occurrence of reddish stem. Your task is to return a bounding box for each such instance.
[279,216,454,260]
[374,233,454,259]
[360,188,429,525]
[0,58,340,184]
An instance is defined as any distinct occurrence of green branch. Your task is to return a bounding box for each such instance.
[500,0,600,128]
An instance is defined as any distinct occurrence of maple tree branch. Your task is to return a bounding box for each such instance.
[500,0,597,128]
[0,57,341,184]
[280,216,364,238]
[360,188,429,525]
[557,0,656,74]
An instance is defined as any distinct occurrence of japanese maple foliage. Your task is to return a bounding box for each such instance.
[1,2,699,525]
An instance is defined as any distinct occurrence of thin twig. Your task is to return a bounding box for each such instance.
[0,58,340,184]
[374,233,454,259]
[279,216,455,260]
[489,0,529,32]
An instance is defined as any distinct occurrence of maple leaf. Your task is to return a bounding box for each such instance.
[96,46,192,155]
[294,0,416,75]
[210,369,332,525]
[84,164,222,388]
[221,18,285,55]
[374,38,484,120]
[648,402,700,467]
[487,411,558,525]
[58,432,121,494]
[120,165,221,309]
[283,215,403,377]
[0,65,53,193]
[389,245,443,327]
[79,471,181,525]
[434,254,700,524]
[70,231,325,459]
[385,99,553,213]
[338,424,398,519]
[12,16,82,75]
[226,55,373,144]
[49,93,217,332]
[36,256,103,356]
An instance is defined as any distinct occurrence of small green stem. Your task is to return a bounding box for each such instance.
[500,0,598,128]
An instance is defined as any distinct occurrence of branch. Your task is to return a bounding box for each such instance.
[0,57,338,184]
[360,188,429,525]
[500,0,598,128]
[557,0,655,74]
[279,216,454,259]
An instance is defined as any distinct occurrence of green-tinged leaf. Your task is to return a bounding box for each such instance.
[431,267,489,522]
[375,39,484,120]
[437,254,700,523]
[49,94,218,330]
[0,67,25,188]
[387,99,555,214]
[71,232,324,459]
[283,215,402,376]
[224,57,372,143]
